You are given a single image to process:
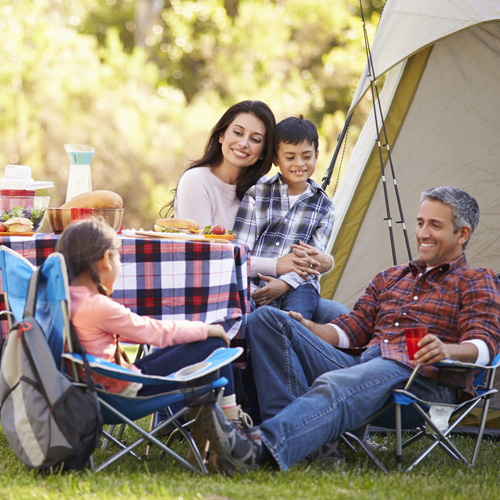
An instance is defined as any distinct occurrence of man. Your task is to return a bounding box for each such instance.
[200,186,500,474]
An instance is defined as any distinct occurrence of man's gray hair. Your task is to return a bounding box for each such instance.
[420,186,479,248]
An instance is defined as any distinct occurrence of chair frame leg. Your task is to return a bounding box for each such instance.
[342,432,388,474]
[94,399,205,474]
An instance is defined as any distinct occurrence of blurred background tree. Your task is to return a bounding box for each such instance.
[0,0,383,229]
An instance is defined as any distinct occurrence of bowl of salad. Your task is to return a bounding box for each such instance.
[0,196,50,233]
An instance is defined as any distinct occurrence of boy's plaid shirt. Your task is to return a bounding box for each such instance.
[233,173,335,290]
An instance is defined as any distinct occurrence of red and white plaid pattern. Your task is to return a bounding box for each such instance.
[0,234,250,363]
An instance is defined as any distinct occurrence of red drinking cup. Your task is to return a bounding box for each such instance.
[404,326,428,360]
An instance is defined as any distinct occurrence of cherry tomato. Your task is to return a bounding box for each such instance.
[211,224,225,235]
[0,222,6,232]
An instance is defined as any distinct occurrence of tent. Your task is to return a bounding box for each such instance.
[320,0,500,310]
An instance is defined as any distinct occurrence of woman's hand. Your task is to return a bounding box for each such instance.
[252,274,291,306]
[276,251,321,278]
[287,241,333,275]
[207,324,230,347]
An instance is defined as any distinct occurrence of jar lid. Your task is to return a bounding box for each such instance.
[0,164,54,190]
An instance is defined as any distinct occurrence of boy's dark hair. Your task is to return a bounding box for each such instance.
[274,115,319,155]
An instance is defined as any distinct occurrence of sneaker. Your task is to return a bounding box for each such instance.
[222,404,254,430]
[309,439,346,465]
[187,405,254,467]
[199,403,263,476]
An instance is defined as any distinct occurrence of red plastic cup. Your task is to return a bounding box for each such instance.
[404,326,428,360]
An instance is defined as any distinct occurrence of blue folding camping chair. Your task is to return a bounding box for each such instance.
[0,245,242,473]
[341,353,500,473]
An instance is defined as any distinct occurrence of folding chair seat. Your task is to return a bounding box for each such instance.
[0,245,242,473]
[342,355,500,473]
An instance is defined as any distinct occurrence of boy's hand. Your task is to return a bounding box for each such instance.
[207,324,230,347]
[252,274,291,306]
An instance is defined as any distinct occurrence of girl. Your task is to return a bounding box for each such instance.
[54,218,247,425]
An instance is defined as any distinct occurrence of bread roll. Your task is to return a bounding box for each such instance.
[154,218,201,234]
[5,217,33,233]
[60,190,123,209]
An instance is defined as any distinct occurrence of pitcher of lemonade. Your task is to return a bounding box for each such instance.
[65,144,94,202]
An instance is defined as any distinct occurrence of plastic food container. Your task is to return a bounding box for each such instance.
[0,165,53,212]
[0,195,51,232]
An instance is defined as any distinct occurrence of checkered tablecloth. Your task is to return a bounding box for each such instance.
[0,234,250,359]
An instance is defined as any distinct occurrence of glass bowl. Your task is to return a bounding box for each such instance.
[0,195,50,232]
[47,208,124,234]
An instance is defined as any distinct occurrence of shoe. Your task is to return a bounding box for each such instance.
[309,439,346,465]
[187,405,254,467]
[222,404,253,430]
[199,403,263,476]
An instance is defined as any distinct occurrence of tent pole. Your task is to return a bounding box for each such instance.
[360,1,413,262]
[360,1,397,265]
[321,114,352,191]
[364,53,413,261]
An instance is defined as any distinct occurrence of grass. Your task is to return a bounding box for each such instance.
[1,423,500,500]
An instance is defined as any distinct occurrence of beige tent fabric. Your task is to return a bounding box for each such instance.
[323,21,500,308]
[349,0,500,112]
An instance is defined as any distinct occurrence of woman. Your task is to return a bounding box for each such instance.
[165,100,348,322]
[163,100,276,230]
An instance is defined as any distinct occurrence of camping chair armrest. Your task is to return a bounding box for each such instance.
[62,346,243,386]
[393,387,498,408]
[436,358,500,371]
[404,354,500,392]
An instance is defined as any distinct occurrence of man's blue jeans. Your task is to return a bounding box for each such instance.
[247,307,458,470]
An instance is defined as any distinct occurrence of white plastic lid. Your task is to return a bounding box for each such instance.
[0,164,54,190]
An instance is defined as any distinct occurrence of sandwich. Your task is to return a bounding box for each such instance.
[5,217,34,233]
[154,218,202,234]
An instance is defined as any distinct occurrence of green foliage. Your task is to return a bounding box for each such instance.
[0,0,383,228]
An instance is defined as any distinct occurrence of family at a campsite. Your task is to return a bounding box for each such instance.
[1,0,500,478]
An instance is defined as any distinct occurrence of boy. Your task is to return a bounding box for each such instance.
[233,115,335,320]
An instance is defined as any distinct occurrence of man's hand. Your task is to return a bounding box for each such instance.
[414,334,479,365]
[207,324,230,347]
[288,310,311,329]
[252,274,291,306]
[287,310,340,346]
